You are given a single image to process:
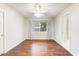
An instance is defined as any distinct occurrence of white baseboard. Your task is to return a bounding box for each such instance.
[67,49,77,56]
[2,38,76,56]
[4,38,26,53]
[54,40,76,56]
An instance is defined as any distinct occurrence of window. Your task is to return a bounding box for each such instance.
[40,22,47,31]
[33,22,47,32]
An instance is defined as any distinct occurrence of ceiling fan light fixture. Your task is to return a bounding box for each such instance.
[34,13,44,17]
[34,3,45,17]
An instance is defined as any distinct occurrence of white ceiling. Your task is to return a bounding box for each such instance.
[7,3,71,19]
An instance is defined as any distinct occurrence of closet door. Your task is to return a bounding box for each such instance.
[61,14,70,50]
[0,11,4,55]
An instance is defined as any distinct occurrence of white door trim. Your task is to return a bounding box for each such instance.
[0,9,5,55]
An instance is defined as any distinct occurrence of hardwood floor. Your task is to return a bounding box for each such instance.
[2,40,72,56]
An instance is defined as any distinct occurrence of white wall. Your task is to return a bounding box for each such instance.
[48,19,55,39]
[54,4,79,56]
[0,4,26,53]
[24,19,30,39]
[24,19,55,40]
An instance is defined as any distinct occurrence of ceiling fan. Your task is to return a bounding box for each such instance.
[34,3,46,17]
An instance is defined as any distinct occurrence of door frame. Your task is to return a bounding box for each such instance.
[0,9,5,55]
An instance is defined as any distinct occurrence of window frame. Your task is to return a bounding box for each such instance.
[32,21,47,32]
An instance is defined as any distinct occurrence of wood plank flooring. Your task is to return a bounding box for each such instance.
[2,40,72,56]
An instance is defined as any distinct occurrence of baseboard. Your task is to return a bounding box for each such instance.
[4,38,26,54]
[54,40,76,56]
[4,38,54,53]
[67,49,77,56]
[3,38,53,54]
[25,39,54,40]
[3,39,76,56]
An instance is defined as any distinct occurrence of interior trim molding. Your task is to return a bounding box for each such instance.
[25,39,54,40]
[54,39,75,56]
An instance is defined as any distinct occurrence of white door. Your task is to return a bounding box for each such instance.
[61,14,70,50]
[0,11,4,55]
[31,21,48,39]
